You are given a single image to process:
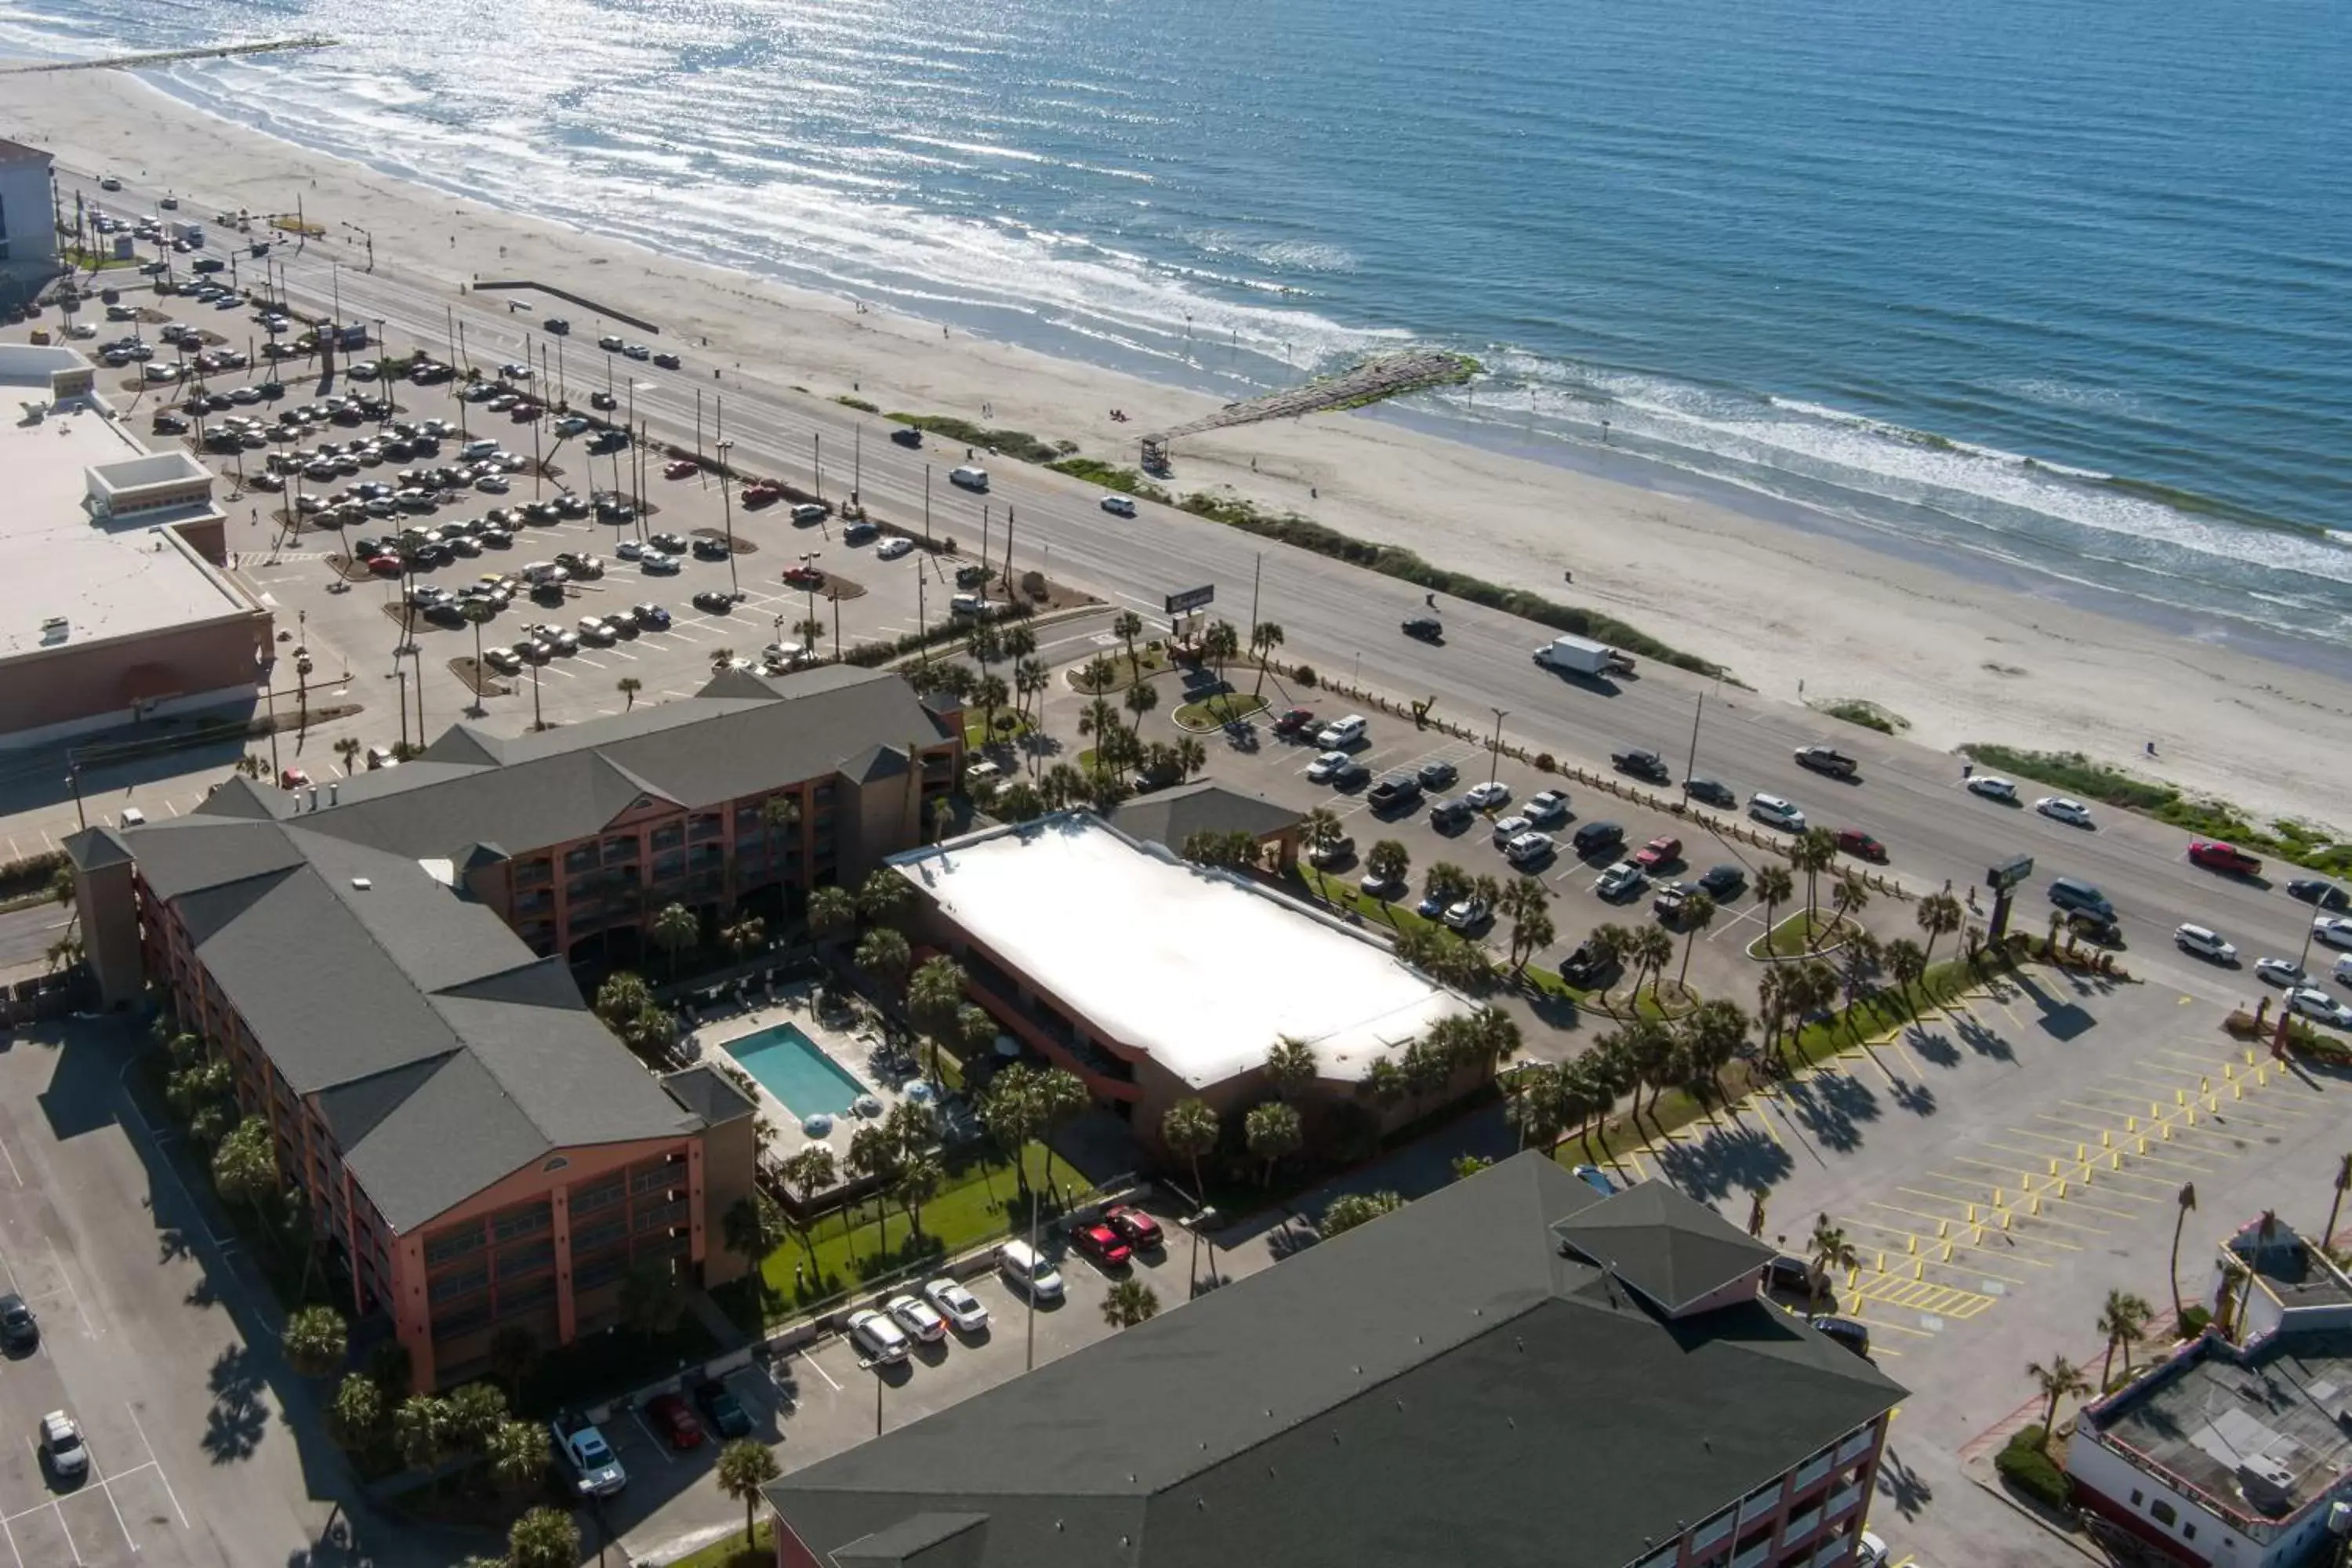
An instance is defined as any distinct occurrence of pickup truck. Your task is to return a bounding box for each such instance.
[1611,748,1671,782]
[1794,746,1858,779]
[551,1413,627,1497]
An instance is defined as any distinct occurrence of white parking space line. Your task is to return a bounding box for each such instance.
[124,1405,187,1530]
[84,1450,135,1555]
[0,1137,18,1189]
[0,1512,20,1568]
[796,1346,842,1392]
[626,1406,675,1465]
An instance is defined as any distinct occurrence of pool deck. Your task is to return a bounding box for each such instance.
[685,981,927,1178]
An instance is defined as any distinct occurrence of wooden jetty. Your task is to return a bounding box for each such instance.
[1139,348,1477,472]
[1,38,337,74]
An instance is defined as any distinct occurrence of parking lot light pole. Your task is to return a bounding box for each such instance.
[1182,1206,1220,1299]
[1025,1191,1041,1371]
[718,439,740,598]
[1487,708,1508,785]
[2296,885,2341,974]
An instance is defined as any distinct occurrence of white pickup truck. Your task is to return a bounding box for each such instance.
[551,1412,627,1497]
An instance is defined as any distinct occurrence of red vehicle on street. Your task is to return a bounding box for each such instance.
[1835,828,1888,863]
[279,767,310,790]
[662,459,698,480]
[644,1393,705,1450]
[2188,840,2262,876]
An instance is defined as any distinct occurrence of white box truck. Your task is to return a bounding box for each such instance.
[1533,634,1635,677]
[166,220,206,248]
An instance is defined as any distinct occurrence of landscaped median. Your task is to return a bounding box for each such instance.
[1172,690,1269,731]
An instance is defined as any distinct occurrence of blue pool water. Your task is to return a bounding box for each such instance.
[722,1024,869,1120]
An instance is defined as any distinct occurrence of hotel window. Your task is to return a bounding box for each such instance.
[497,1238,555,1278]
[430,1267,488,1304]
[424,1222,486,1268]
[562,844,596,875]
[602,834,640,866]
[572,1216,627,1255]
[492,1202,552,1243]
[2150,1501,2176,1526]
[650,823,685,853]
[573,1175,625,1214]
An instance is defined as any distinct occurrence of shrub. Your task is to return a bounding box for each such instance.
[2179,1305,2212,1338]
[1995,1427,2071,1509]
[833,395,879,413]
[1020,570,1048,599]
[1819,699,1906,734]
[1534,752,1556,772]
[1045,456,1171,503]
[1293,664,1317,688]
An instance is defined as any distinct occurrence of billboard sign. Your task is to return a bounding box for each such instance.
[1164,584,1215,615]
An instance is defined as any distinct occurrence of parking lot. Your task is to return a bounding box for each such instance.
[612,1197,1238,1563]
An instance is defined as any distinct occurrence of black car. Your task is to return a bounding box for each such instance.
[1401,615,1442,641]
[151,412,189,434]
[2289,879,2351,913]
[0,1292,36,1352]
[543,317,571,335]
[1331,760,1371,789]
[1684,777,1737,808]
[652,351,681,370]
[648,532,688,554]
[691,590,735,614]
[693,1379,751,1438]
[1571,820,1624,857]
[590,390,619,411]
[1697,864,1745,898]
[1367,775,1422,811]
[890,426,923,448]
[1429,797,1473,830]
[1417,758,1459,789]
[690,535,731,560]
[843,520,880,545]
[1610,748,1669,782]
[1764,1256,1816,1298]
[1808,1316,1871,1359]
[1558,939,1618,987]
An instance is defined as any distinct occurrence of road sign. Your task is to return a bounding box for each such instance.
[1987,854,2034,892]
[1164,584,1214,615]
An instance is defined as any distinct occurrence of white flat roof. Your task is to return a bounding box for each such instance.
[894,815,1473,1088]
[0,399,249,657]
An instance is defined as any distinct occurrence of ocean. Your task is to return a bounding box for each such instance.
[8,0,2351,649]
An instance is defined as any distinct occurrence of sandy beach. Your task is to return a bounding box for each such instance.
[9,66,2349,833]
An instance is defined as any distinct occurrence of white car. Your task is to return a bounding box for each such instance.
[2312,917,2352,952]
[554,416,591,436]
[474,474,510,493]
[2173,924,2238,965]
[1464,781,1511,811]
[1100,493,1137,517]
[2288,988,2352,1029]
[623,343,652,361]
[2037,796,2094,827]
[876,535,914,561]
[2256,957,2307,988]
[1596,860,1647,899]
[615,539,644,560]
[40,1410,89,1479]
[885,1292,949,1344]
[1442,898,1490,931]
[845,1308,909,1364]
[1857,1533,1889,1568]
[1965,775,2017,802]
[1504,831,1556,868]
[1748,793,1806,831]
[923,1277,989,1333]
[1489,813,1531,844]
[1524,789,1569,823]
[762,641,808,667]
[1305,750,1352,782]
[639,550,680,574]
[1315,715,1368,750]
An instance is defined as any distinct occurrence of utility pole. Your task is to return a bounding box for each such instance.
[412,648,426,745]
[813,433,822,500]
[1683,695,1705,800]
[695,387,702,463]
[394,667,408,752]
[923,465,931,543]
[1003,506,1015,593]
[1247,552,1262,644]
[1487,707,1508,785]
[718,440,739,599]
[853,424,862,506]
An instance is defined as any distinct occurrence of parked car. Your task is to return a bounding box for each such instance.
[643,1393,705,1450]
[1443,896,1490,932]
[1559,939,1617,987]
[845,1308,910,1363]
[1417,758,1459,789]
[924,1277,990,1333]
[1489,813,1530,845]
[998,1239,1064,1300]
[1367,775,1422,811]
[877,536,914,560]
[1632,835,1682,870]
[0,1294,37,1352]
[2288,988,2352,1029]
[1809,1316,1871,1359]
[1101,493,1137,517]
[1305,750,1352,783]
[1102,1205,1163,1250]
[886,1292,949,1343]
[2314,918,2352,952]
[1524,789,1569,823]
[1748,793,1806,832]
[1504,832,1555,868]
[1464,780,1511,811]
[1596,861,1647,900]
[1272,707,1316,737]
[1070,1221,1134,1269]
[663,459,698,479]
[1429,797,1473,830]
[1571,820,1624,858]
[2256,957,2307,988]
[1315,715,1368,749]
[1698,864,1745,898]
[40,1410,89,1482]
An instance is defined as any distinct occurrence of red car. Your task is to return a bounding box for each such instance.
[1835,828,1887,863]
[663,459,699,480]
[2187,840,2261,876]
[644,1392,705,1450]
[1069,1221,1132,1268]
[782,565,826,589]
[1102,1204,1163,1250]
[365,554,404,577]
[1632,835,1682,870]
[741,481,781,506]
[510,402,541,422]
[1272,707,1315,737]
[279,767,310,790]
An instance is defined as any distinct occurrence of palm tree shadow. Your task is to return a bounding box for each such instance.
[1955,1013,2015,1062]
[1890,1077,1937,1117]
[201,1343,270,1464]
[1651,1123,1792,1200]
[1904,1027,1962,1069]
[1875,1446,1933,1519]
[1783,1071,1879,1154]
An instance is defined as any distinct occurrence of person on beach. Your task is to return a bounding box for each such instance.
[2146,740,2158,757]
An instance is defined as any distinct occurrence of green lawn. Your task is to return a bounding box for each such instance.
[1748,909,1848,959]
[730,1142,1058,1327]
[673,1523,773,1568]
[1173,691,1268,730]
[1069,646,1171,692]
[964,711,1033,750]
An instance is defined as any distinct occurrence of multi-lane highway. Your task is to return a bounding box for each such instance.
[59,165,2345,992]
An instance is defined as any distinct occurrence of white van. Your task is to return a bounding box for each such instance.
[997,1239,1063,1301]
[950,465,989,492]
[1748,793,1806,831]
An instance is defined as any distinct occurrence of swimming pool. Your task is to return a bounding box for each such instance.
[721,1023,871,1119]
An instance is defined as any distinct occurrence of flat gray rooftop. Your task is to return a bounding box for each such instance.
[0,399,248,656]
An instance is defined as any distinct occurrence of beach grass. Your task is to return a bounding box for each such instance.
[1046,456,1171,502]
[1963,744,2351,874]
[885,413,1067,465]
[1815,699,1907,734]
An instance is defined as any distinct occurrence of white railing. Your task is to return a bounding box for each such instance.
[1738,1487,1782,1524]
[1784,1507,1821,1548]
[1691,1512,1735,1552]
[1732,1537,1773,1568]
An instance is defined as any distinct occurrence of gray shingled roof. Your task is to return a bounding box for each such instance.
[1104,781,1301,851]
[660,1065,758,1127]
[1552,1180,1779,1314]
[289,664,949,861]
[767,1154,1904,1568]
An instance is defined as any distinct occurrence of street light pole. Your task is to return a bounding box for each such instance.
[1487,707,1508,784]
[1025,1189,1040,1371]
[2295,884,2342,974]
[1683,694,1705,800]
[718,440,739,598]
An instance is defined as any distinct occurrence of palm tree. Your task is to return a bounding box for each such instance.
[1162,1098,1220,1203]
[1915,891,1964,971]
[717,1439,782,1545]
[1791,829,1839,942]
[2326,1153,2352,1250]
[506,1507,581,1568]
[1807,1213,1858,1313]
[1174,735,1207,781]
[1102,1278,1160,1329]
[447,1381,510,1450]
[618,675,643,710]
[1831,870,1872,930]
[1757,965,1791,1071]
[855,926,913,1007]
[1014,657,1050,724]
[486,1417,546,1496]
[1754,862,1795,949]
[1629,924,1675,1005]
[1675,890,1716,985]
[1202,619,1240,688]
[845,1123,902,1251]
[1504,1064,1566,1152]
[393,1392,456,1471]
[334,736,361,777]
[1244,1100,1302,1185]
[2027,1354,2092,1439]
[1265,1036,1319,1101]
[973,673,1011,742]
[982,1066,1046,1200]
[858,866,912,928]
[650,901,701,981]
[1249,621,1285,696]
[1505,902,1556,974]
[897,1152,944,1242]
[1033,1067,1089,1196]
[1366,839,1410,891]
[1622,1018,1676,1137]
[281,1305,347,1378]
[328,1373,382,1454]
[1883,936,1927,1010]
[2169,1181,2198,1325]
[1110,609,1144,677]
[1301,808,1344,865]
[211,1116,280,1221]
[1838,930,1884,1018]
[2097,1290,2154,1385]
[807,884,857,942]
[907,956,970,1083]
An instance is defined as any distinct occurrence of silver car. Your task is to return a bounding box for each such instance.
[845,1308,909,1364]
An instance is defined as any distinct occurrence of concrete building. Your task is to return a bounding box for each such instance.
[2069,1220,2352,1568]
[0,137,56,307]
[0,343,270,746]
[890,811,1477,1150]
[64,663,964,1387]
[764,1153,1906,1568]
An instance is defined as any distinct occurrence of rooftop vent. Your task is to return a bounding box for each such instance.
[350,877,372,891]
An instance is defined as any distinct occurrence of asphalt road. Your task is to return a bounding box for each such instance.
[54,170,2347,1000]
